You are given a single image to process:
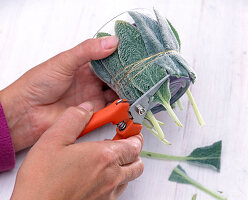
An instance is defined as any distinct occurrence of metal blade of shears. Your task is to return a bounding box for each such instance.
[129,75,170,124]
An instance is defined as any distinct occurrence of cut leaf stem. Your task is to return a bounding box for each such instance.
[145,110,171,145]
[170,165,227,200]
[186,89,205,126]
[177,100,183,110]
[140,151,187,161]
[143,120,159,136]
[161,100,183,127]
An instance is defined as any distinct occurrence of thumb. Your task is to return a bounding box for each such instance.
[45,36,119,76]
[43,102,94,145]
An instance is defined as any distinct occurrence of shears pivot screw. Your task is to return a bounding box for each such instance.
[117,121,127,131]
[136,105,146,115]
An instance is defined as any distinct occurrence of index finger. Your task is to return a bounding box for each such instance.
[114,134,144,166]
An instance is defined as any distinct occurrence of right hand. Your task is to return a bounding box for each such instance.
[11,102,144,200]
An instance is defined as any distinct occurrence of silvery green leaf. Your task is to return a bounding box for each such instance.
[115,20,148,66]
[153,8,180,51]
[171,54,196,83]
[167,19,181,48]
[141,141,222,172]
[169,165,227,200]
[169,165,190,184]
[115,20,171,104]
[128,11,164,55]
[90,60,111,84]
[186,141,222,172]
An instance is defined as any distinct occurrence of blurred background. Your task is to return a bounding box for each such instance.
[0,0,247,199]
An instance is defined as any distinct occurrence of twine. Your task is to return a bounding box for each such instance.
[112,50,178,91]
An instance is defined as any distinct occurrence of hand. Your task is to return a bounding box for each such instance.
[10,102,144,200]
[0,36,119,152]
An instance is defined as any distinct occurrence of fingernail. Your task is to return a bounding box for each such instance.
[79,102,94,112]
[101,36,119,49]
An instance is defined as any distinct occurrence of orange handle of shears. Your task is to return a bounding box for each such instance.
[113,119,142,140]
[78,99,142,140]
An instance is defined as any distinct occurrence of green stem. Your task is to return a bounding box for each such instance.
[177,100,183,110]
[140,150,187,161]
[157,120,165,126]
[161,100,183,127]
[175,168,227,200]
[145,110,171,145]
[192,194,197,200]
[143,120,159,136]
[141,150,220,161]
[186,89,205,126]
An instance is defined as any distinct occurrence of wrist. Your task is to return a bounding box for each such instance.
[0,86,29,152]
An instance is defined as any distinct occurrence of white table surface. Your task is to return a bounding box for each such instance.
[0,0,247,199]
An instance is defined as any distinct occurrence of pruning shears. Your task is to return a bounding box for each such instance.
[78,75,171,140]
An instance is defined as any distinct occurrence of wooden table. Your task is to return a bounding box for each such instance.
[0,0,247,199]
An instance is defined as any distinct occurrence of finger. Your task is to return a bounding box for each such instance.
[114,134,144,166]
[120,157,144,184]
[47,36,118,76]
[113,183,128,199]
[43,102,94,145]
[103,89,119,104]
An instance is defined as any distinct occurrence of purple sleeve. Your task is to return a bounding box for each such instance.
[0,103,15,172]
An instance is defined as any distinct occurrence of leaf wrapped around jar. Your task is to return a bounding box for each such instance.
[90,9,204,144]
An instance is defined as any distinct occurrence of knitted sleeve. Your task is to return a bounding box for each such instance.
[0,103,15,172]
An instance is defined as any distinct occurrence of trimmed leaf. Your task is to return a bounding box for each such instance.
[187,141,221,172]
[140,141,222,171]
[169,165,190,184]
[169,165,227,200]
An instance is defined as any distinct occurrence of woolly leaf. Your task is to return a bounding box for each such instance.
[115,20,148,66]
[155,54,188,78]
[96,32,143,101]
[141,141,222,171]
[171,54,196,83]
[128,10,188,79]
[167,19,181,48]
[169,165,227,200]
[128,11,164,55]
[153,8,180,51]
[169,165,190,184]
[186,141,222,172]
[90,60,111,84]
[114,20,170,104]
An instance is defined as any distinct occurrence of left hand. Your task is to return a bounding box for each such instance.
[10,103,144,200]
[0,36,119,152]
